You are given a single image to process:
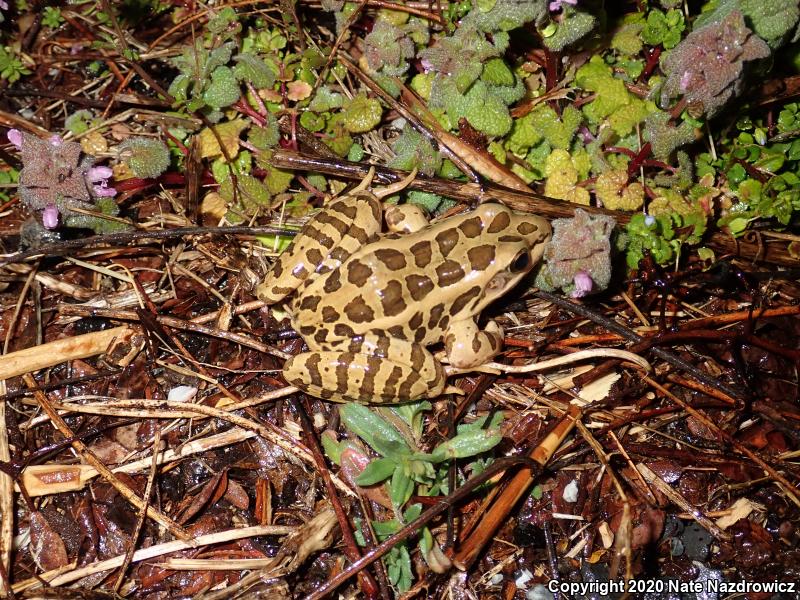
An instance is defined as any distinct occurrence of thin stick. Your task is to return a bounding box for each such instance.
[22,374,190,541]
[12,524,295,592]
[0,380,11,597]
[0,326,132,380]
[113,425,162,593]
[451,404,582,570]
[269,151,800,267]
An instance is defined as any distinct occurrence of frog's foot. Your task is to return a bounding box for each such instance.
[282,335,448,404]
[385,203,429,234]
[350,166,376,194]
[444,319,504,369]
[373,168,418,200]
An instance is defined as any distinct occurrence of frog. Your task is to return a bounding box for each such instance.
[257,175,551,404]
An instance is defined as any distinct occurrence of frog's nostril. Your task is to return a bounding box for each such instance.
[510,251,531,273]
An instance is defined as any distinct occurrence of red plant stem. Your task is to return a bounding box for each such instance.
[627,142,653,176]
[233,99,267,127]
[639,46,662,82]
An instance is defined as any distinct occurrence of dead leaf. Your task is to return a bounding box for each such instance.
[198,119,248,159]
[29,511,69,571]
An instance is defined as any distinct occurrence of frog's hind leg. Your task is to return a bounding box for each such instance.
[282,333,457,404]
[257,193,383,304]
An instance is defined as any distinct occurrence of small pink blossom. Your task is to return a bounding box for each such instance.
[93,181,117,197]
[570,270,593,298]
[87,166,113,182]
[42,203,60,229]
[7,129,22,149]
[48,135,63,146]
[549,0,577,12]
[0,1,8,11]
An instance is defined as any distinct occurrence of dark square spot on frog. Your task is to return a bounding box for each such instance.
[384,365,405,397]
[409,311,423,330]
[347,224,370,244]
[322,306,340,323]
[344,296,375,323]
[435,228,459,257]
[333,202,358,220]
[314,329,329,344]
[387,325,406,339]
[299,325,316,336]
[334,323,355,338]
[323,270,342,293]
[488,212,511,233]
[305,353,322,385]
[269,261,284,278]
[347,260,373,285]
[414,327,427,343]
[380,280,407,317]
[410,241,432,267]
[436,260,466,287]
[405,274,434,301]
[468,245,495,271]
[458,216,483,238]
[316,211,348,235]
[427,304,444,330]
[374,248,407,271]
[452,286,481,314]
[306,247,324,266]
[472,336,483,353]
[410,344,426,370]
[299,294,322,311]
[329,246,350,263]
[499,235,523,243]
[517,222,539,235]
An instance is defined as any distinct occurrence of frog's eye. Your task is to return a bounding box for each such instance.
[510,251,530,273]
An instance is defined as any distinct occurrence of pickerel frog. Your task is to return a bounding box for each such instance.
[257,176,551,404]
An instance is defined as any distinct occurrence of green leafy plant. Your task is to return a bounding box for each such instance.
[328,402,502,591]
[118,137,171,179]
[41,6,64,29]
[0,46,30,83]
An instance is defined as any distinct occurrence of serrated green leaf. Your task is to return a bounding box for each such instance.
[482,57,514,86]
[341,94,383,133]
[203,66,240,109]
[233,53,276,88]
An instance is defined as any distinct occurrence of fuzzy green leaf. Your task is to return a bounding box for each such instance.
[203,66,240,109]
[341,94,383,133]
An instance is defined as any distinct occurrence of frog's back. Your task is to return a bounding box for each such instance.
[292,203,550,348]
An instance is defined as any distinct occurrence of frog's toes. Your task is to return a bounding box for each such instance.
[373,168,418,200]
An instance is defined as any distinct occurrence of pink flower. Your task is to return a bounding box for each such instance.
[87,166,113,182]
[570,270,593,298]
[48,135,63,146]
[0,1,8,11]
[93,180,117,197]
[7,129,22,149]
[549,0,577,12]
[87,165,117,198]
[42,203,60,229]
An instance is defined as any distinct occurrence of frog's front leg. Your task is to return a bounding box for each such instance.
[256,193,383,304]
[282,334,457,404]
[443,319,504,369]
